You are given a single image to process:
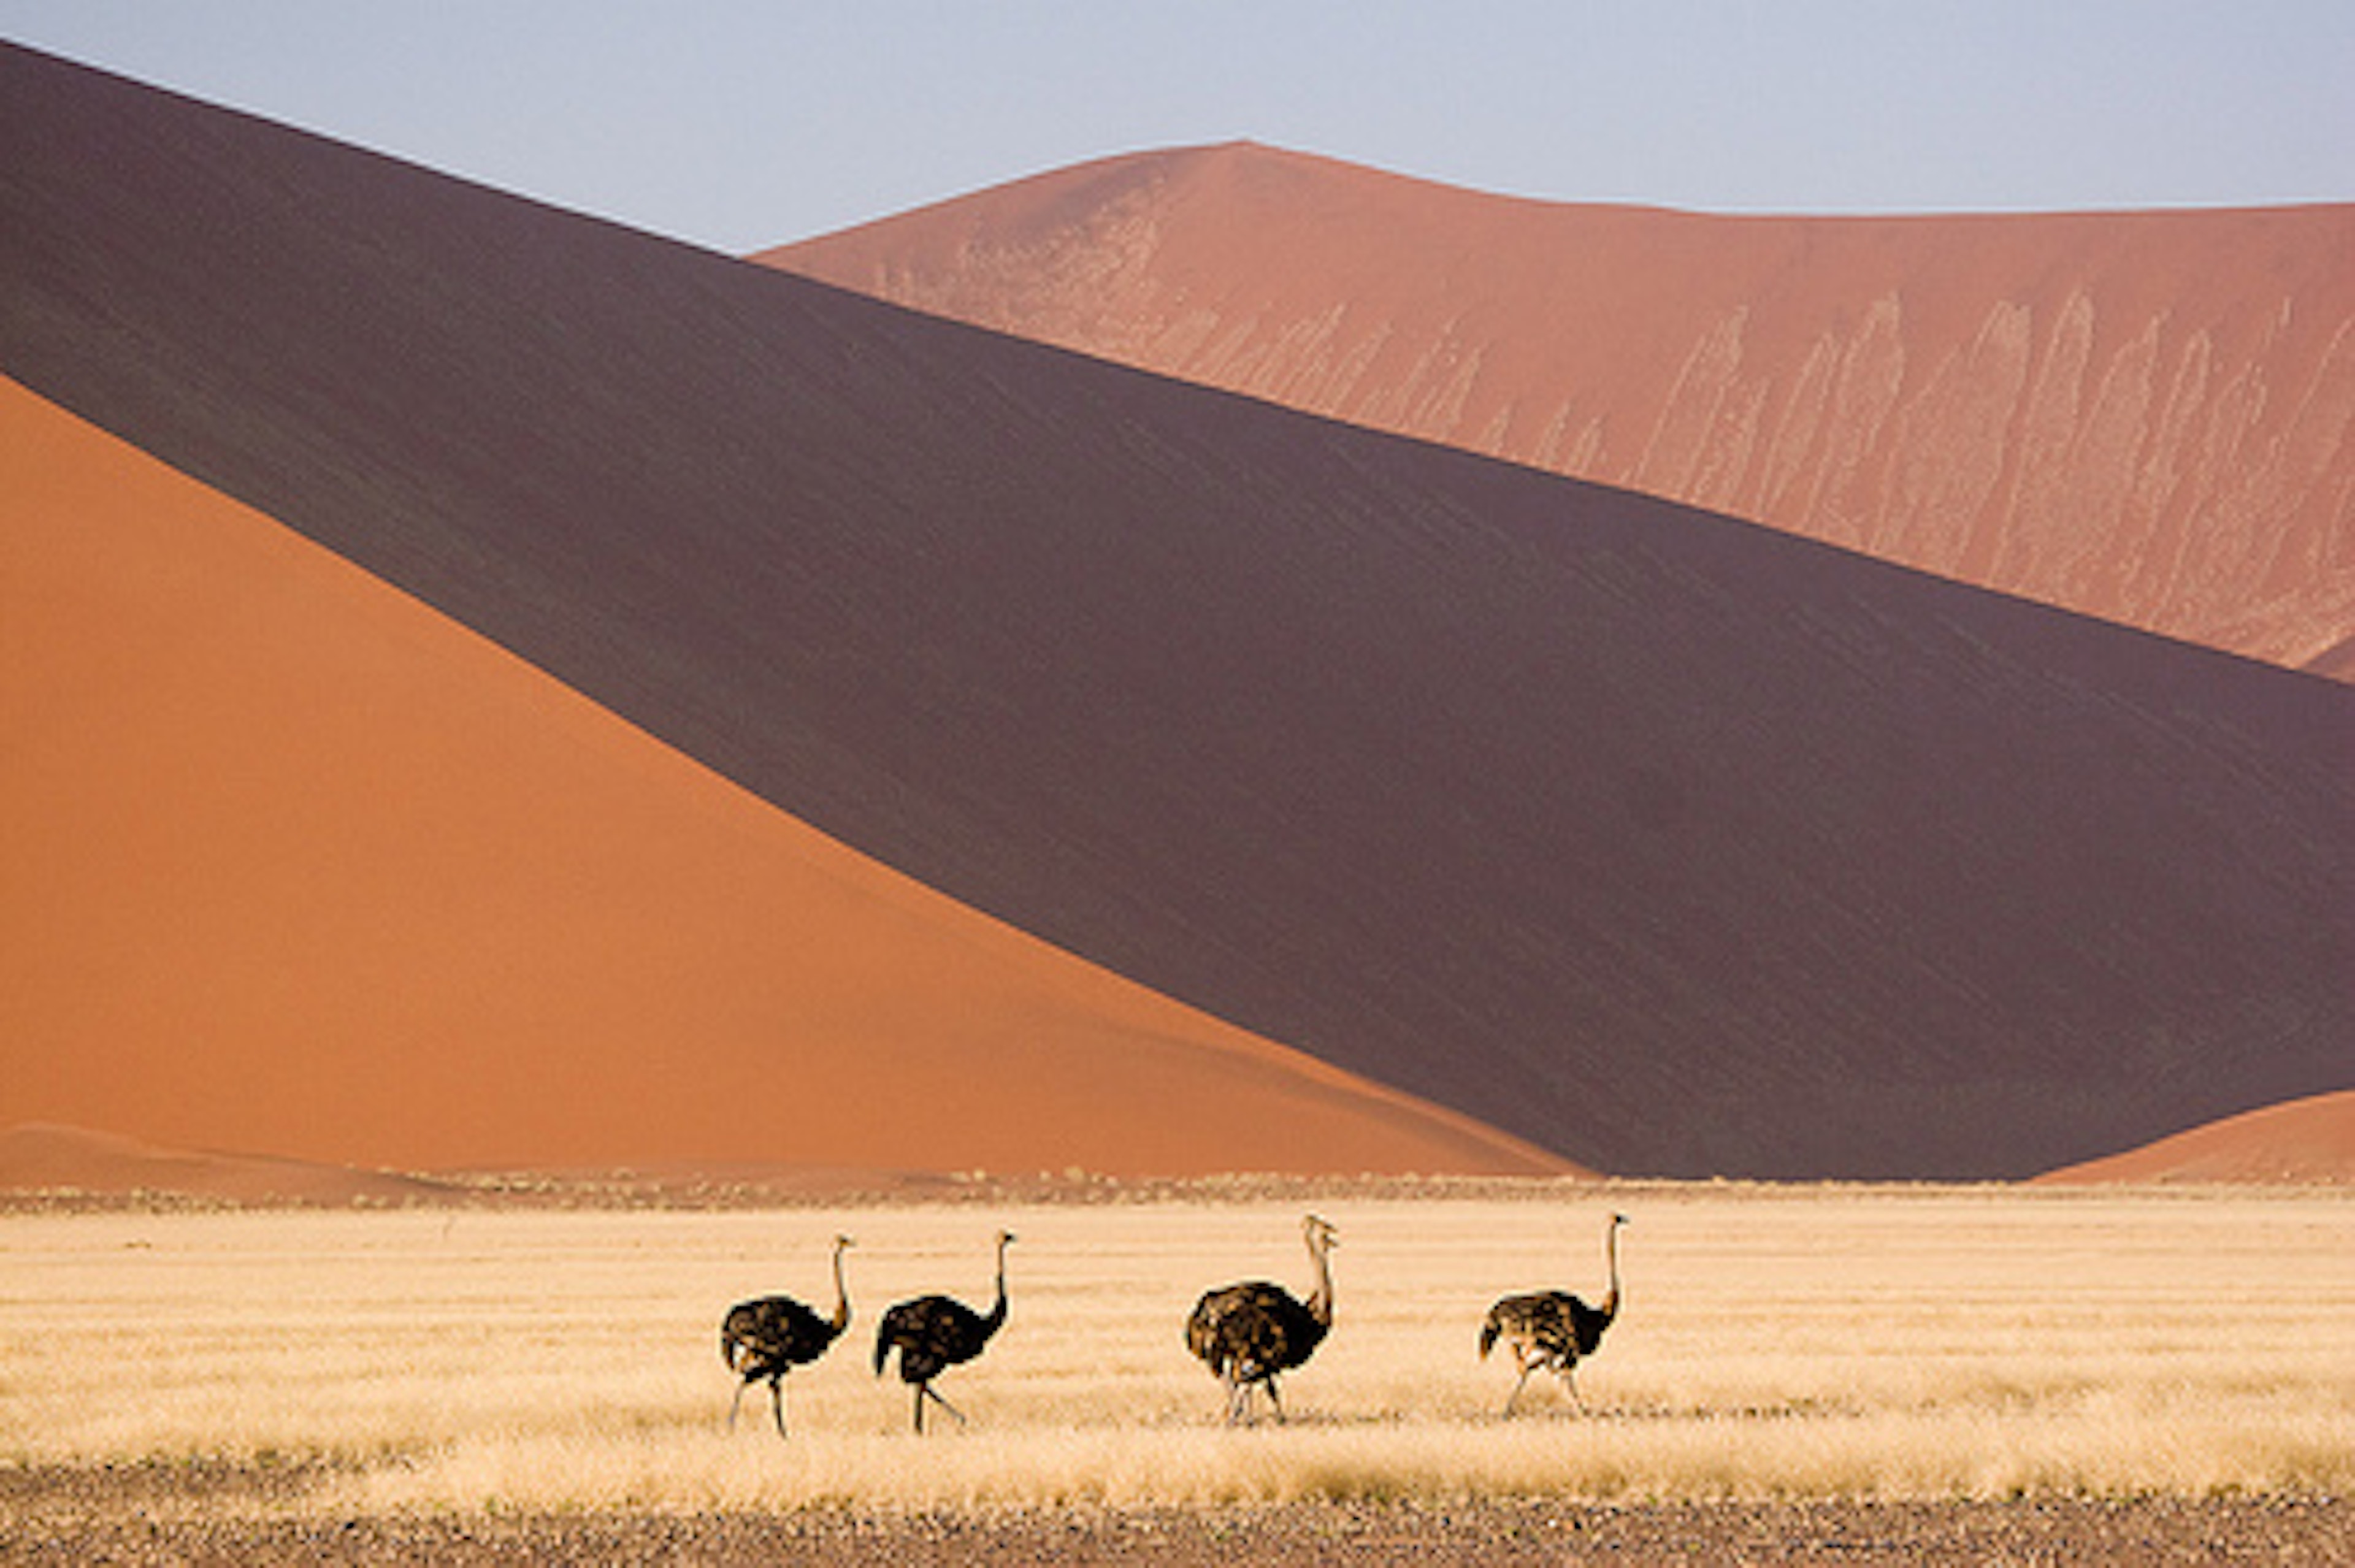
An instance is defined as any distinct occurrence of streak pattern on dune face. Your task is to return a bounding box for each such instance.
[2,46,2350,1180]
[0,378,1565,1178]
[766,142,2355,678]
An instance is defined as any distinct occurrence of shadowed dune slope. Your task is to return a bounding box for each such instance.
[766,142,2355,678]
[2033,1092,2355,1186]
[0,376,1563,1179]
[3,45,2350,1179]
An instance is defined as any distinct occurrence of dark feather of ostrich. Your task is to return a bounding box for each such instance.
[875,1293,1000,1382]
[722,1295,842,1381]
[1187,1280,1328,1383]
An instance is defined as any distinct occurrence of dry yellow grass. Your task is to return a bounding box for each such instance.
[1,1187,2348,1512]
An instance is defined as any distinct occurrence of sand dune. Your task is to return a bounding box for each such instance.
[0,1123,457,1205]
[767,142,2355,678]
[0,375,1564,1179]
[3,45,2349,1179]
[2033,1092,2355,1185]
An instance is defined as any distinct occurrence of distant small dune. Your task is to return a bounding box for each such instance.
[0,1123,454,1205]
[2034,1092,2355,1185]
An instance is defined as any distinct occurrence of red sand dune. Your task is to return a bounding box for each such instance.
[767,142,2355,678]
[0,1123,457,1205]
[2034,1092,2355,1185]
[0,375,1566,1180]
[4,46,2349,1182]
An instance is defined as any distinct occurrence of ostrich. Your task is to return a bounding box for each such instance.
[873,1229,1014,1432]
[720,1233,854,1437]
[1185,1213,1338,1424]
[1479,1212,1627,1415]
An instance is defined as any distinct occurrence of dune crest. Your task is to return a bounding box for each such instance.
[767,142,2355,677]
[0,376,1569,1179]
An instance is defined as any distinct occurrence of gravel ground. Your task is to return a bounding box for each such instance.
[2,1466,2348,1565]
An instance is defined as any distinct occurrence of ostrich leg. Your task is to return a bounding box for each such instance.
[1503,1362,1535,1417]
[924,1384,968,1428]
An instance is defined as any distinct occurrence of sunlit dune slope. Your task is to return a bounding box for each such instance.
[766,142,2355,678]
[2034,1092,2355,1185]
[0,1123,461,1204]
[0,377,1566,1178]
[3,45,2349,1179]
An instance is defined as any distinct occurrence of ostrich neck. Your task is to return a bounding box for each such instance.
[986,1241,1009,1329]
[1599,1223,1623,1320]
[829,1242,851,1331]
[1306,1235,1334,1326]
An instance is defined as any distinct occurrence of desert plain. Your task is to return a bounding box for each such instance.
[5,39,2353,1563]
[3,1183,2349,1562]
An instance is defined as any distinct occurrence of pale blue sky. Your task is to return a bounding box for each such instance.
[4,2,2348,253]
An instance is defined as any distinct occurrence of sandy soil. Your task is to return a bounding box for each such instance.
[1,1464,2345,1566]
